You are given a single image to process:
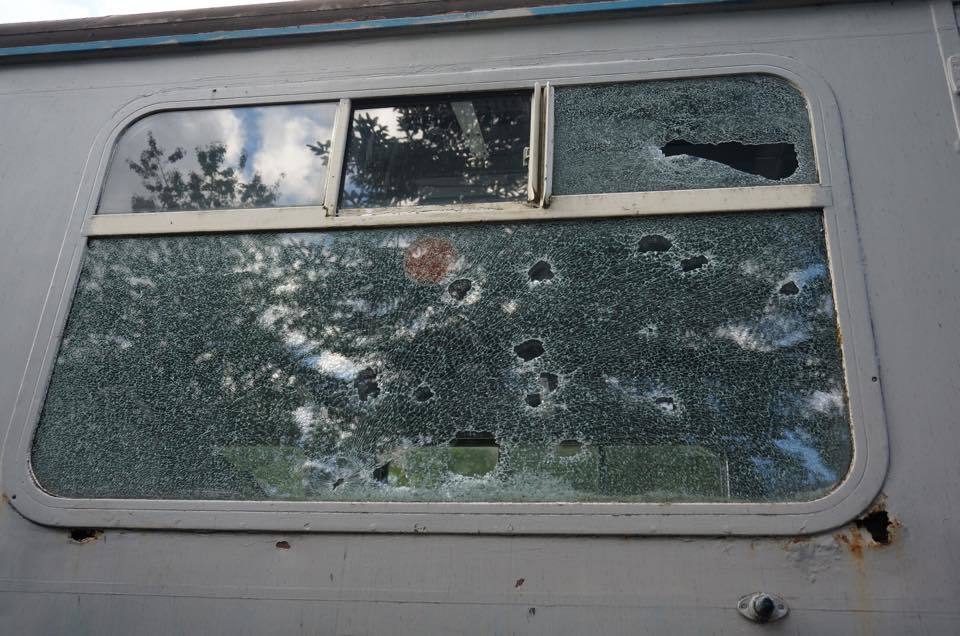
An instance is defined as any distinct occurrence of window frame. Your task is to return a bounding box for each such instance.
[3,54,888,535]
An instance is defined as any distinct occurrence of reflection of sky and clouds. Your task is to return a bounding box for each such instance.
[342,93,531,208]
[98,103,336,213]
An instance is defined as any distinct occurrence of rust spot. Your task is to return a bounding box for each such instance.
[1,493,9,505]
[835,531,864,561]
[404,237,456,284]
[276,540,291,550]
[69,528,103,544]
[515,578,525,588]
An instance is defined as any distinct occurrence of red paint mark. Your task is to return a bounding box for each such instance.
[515,578,525,588]
[404,237,456,284]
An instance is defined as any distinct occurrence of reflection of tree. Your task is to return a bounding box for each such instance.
[126,132,280,211]
[335,97,530,208]
[34,213,850,502]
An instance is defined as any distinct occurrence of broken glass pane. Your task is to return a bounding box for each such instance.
[97,102,337,213]
[340,92,531,209]
[553,74,818,194]
[33,211,850,503]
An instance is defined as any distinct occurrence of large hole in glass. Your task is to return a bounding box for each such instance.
[552,74,817,194]
[660,140,798,181]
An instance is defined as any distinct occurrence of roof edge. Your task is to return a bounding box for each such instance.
[0,0,868,61]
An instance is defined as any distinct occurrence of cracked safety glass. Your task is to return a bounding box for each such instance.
[339,91,531,209]
[33,211,850,503]
[552,74,818,194]
[97,102,338,213]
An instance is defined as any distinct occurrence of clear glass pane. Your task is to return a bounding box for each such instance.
[97,102,338,213]
[553,74,818,194]
[340,91,531,209]
[33,211,850,502]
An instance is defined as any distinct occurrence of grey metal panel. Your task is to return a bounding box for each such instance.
[0,54,886,535]
[0,0,958,631]
[0,0,879,59]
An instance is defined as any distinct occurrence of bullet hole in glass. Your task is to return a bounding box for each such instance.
[681,255,709,272]
[452,431,498,447]
[655,397,676,412]
[638,235,672,253]
[557,440,582,456]
[539,372,559,393]
[661,140,799,180]
[413,385,434,402]
[514,339,545,361]
[355,368,380,401]
[779,281,800,295]
[525,393,543,407]
[528,260,555,281]
[372,462,390,482]
[447,278,472,301]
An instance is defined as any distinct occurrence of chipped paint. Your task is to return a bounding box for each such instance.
[69,528,104,544]
[782,534,842,583]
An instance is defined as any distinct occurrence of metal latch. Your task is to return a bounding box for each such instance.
[737,592,789,623]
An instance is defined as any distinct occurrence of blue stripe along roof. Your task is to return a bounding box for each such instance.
[0,0,744,59]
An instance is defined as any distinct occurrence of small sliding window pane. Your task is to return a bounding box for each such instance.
[98,103,338,213]
[33,212,850,503]
[340,91,531,209]
[553,74,817,194]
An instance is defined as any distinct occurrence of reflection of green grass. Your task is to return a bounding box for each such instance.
[451,447,499,476]
[387,446,499,487]
[220,446,308,499]
[386,443,726,499]
[222,443,727,501]
[601,446,726,498]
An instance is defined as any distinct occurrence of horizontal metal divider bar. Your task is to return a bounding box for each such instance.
[83,184,831,236]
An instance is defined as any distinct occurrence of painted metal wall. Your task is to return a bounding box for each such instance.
[1,0,958,632]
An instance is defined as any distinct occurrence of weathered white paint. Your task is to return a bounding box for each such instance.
[0,0,957,632]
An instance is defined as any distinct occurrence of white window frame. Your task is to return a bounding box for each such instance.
[2,54,888,535]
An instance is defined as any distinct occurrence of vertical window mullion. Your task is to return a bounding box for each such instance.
[540,82,555,207]
[323,98,352,215]
[526,82,543,204]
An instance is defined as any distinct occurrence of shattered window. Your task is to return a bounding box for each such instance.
[552,75,818,194]
[98,103,338,213]
[339,92,531,209]
[33,211,851,503]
